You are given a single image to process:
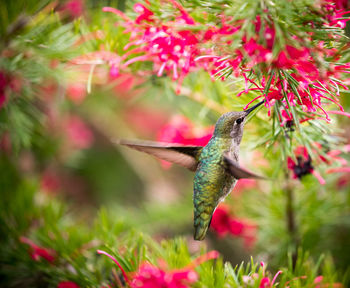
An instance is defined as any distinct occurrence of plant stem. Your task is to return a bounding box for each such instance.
[286,178,298,268]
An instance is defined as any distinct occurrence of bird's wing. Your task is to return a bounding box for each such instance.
[223,152,266,179]
[117,139,203,171]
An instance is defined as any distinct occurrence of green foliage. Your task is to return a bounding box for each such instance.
[0,167,346,287]
[0,0,349,287]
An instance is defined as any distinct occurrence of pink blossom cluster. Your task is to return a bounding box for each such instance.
[97,249,219,288]
[130,263,198,288]
[222,10,350,123]
[102,1,350,123]
[0,71,7,108]
[103,1,204,93]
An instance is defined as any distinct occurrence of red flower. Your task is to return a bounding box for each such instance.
[287,146,316,180]
[134,3,154,24]
[313,275,343,288]
[233,179,257,195]
[41,169,61,194]
[287,143,349,184]
[259,271,282,288]
[0,132,11,153]
[103,3,206,93]
[20,237,56,263]
[0,71,7,109]
[102,3,350,123]
[157,115,213,146]
[57,281,80,288]
[211,205,257,249]
[61,0,84,19]
[130,264,198,288]
[211,205,243,237]
[121,22,200,92]
[123,106,168,136]
[259,277,271,288]
[110,73,145,99]
[258,262,282,288]
[280,109,294,128]
[243,38,272,65]
[66,83,87,104]
[64,116,94,149]
[325,0,349,10]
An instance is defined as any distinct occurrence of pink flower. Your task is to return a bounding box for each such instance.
[62,0,84,19]
[57,281,80,288]
[134,3,154,24]
[286,45,310,60]
[0,132,11,153]
[233,179,257,195]
[65,116,94,149]
[103,3,205,92]
[325,0,349,10]
[244,70,346,123]
[211,205,257,249]
[66,83,87,104]
[203,22,238,41]
[156,115,213,168]
[98,249,219,288]
[211,205,244,237]
[287,143,349,184]
[130,264,197,288]
[259,277,271,288]
[275,51,293,69]
[101,3,350,123]
[122,23,200,91]
[287,146,318,182]
[313,275,343,288]
[280,109,294,128]
[259,262,282,288]
[0,71,7,109]
[41,169,61,194]
[243,38,272,65]
[157,115,213,146]
[259,273,282,288]
[123,106,168,136]
[110,73,145,99]
[20,237,56,263]
[97,250,129,284]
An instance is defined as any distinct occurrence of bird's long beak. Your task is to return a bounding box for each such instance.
[244,100,265,115]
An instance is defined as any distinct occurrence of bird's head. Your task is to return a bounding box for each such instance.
[213,101,264,142]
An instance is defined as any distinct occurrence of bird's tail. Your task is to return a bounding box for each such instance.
[193,207,214,241]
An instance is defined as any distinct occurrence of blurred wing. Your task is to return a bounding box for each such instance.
[223,152,266,179]
[117,139,203,171]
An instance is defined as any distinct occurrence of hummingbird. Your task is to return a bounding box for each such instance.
[118,100,265,241]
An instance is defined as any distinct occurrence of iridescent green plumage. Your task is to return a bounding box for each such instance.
[118,100,265,241]
[193,136,235,240]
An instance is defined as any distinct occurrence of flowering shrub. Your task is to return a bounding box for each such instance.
[98,0,350,181]
[0,0,350,287]
[103,1,350,118]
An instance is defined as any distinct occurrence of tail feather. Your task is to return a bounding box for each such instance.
[193,210,214,241]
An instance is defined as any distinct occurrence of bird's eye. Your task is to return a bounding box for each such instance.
[236,117,244,124]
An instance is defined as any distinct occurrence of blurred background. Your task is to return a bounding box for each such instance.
[0,0,350,287]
